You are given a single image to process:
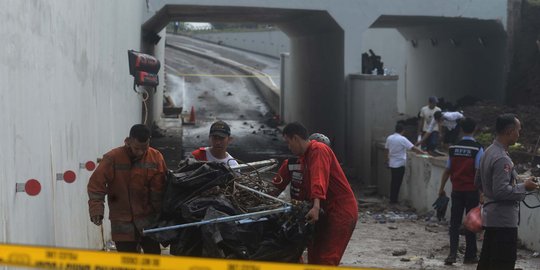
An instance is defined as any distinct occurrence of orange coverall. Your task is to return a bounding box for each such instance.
[87,146,167,241]
[274,141,358,265]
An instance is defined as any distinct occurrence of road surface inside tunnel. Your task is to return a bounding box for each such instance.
[164,35,289,164]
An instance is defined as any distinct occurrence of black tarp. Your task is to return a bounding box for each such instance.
[146,159,311,262]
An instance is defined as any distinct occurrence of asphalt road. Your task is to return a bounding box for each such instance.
[164,35,289,164]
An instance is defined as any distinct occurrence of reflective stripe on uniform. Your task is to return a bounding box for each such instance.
[288,164,301,171]
[88,192,106,200]
[111,222,135,235]
[114,164,131,170]
[133,162,158,169]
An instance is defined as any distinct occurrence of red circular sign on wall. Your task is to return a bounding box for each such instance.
[85,161,96,171]
[63,170,77,183]
[25,179,41,196]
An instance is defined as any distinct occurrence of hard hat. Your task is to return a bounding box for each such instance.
[309,133,331,146]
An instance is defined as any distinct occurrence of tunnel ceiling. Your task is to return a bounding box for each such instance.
[371,15,505,39]
[142,4,341,38]
[144,5,316,32]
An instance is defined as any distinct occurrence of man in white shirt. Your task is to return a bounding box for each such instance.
[191,120,239,167]
[418,96,442,148]
[417,111,464,154]
[386,123,426,203]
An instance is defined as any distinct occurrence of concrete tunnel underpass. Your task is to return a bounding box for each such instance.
[143,5,507,186]
[142,5,346,157]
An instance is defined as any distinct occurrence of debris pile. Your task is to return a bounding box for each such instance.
[146,159,312,262]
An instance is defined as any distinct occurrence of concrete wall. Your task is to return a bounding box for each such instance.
[192,30,290,59]
[399,23,507,115]
[347,75,399,185]
[0,0,158,249]
[374,144,540,251]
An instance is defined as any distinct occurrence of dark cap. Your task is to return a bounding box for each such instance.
[209,120,231,137]
[429,96,438,103]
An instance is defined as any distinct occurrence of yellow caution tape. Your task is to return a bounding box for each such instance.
[0,244,380,270]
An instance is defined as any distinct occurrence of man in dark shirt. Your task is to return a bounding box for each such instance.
[438,118,483,265]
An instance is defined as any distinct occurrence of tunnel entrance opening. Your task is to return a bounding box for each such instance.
[143,5,345,165]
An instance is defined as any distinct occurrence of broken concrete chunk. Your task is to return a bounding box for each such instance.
[392,249,407,256]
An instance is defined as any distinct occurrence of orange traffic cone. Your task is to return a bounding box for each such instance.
[188,106,196,123]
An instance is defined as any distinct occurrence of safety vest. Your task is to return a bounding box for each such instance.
[191,147,208,161]
[448,139,483,191]
[87,146,167,241]
[287,158,308,200]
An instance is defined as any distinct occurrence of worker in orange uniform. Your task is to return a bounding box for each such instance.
[273,122,358,265]
[191,120,239,167]
[87,124,167,254]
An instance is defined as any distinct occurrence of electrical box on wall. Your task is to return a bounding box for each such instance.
[128,50,160,88]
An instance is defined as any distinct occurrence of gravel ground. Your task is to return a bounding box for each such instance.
[340,196,540,270]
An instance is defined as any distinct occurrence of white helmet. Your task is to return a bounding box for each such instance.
[309,133,331,146]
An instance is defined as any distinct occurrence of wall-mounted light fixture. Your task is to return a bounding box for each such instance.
[450,38,461,47]
[411,39,418,48]
[478,37,486,47]
[430,38,438,47]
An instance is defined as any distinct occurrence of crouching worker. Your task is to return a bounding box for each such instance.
[87,124,167,254]
[272,122,358,265]
[191,120,239,167]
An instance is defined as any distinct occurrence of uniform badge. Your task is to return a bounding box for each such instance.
[504,163,511,173]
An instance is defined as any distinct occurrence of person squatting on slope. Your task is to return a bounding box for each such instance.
[87,124,167,254]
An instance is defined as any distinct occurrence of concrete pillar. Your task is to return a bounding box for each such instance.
[347,74,398,185]
[286,31,346,157]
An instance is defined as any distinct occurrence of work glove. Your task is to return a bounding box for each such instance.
[432,195,449,221]
[91,215,103,226]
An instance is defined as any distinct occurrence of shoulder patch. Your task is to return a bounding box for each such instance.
[503,163,511,173]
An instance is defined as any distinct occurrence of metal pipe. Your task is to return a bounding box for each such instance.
[229,159,278,171]
[143,205,291,235]
[234,182,290,206]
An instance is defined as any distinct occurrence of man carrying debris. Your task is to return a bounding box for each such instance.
[191,120,239,167]
[418,96,441,148]
[417,111,463,155]
[274,122,358,265]
[475,113,539,270]
[385,122,426,204]
[438,117,483,265]
[87,124,167,254]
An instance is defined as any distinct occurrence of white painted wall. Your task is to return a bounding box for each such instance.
[192,31,289,59]
[402,27,506,115]
[0,0,155,249]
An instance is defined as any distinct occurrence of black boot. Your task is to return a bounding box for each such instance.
[444,254,457,265]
